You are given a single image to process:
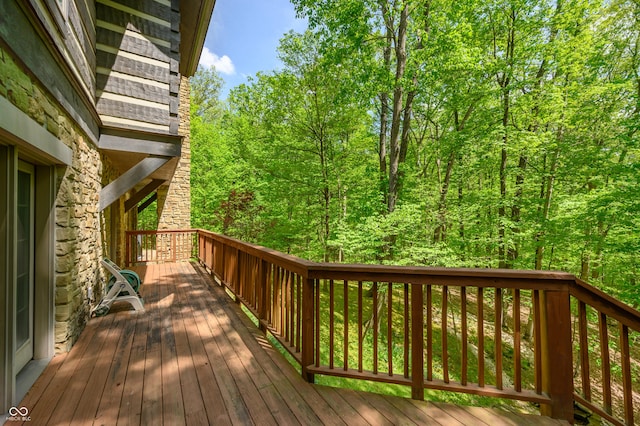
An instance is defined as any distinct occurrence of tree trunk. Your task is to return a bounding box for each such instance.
[498,98,509,269]
[496,5,516,269]
[508,154,527,267]
[387,2,409,214]
[378,23,392,205]
[434,151,455,243]
[535,148,559,270]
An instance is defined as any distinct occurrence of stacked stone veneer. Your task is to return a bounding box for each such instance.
[158,75,191,230]
[156,75,192,260]
[0,46,113,352]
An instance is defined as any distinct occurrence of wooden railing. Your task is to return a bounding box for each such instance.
[570,279,640,425]
[125,230,197,266]
[135,229,639,425]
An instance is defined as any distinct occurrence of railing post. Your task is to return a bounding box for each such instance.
[301,276,315,383]
[411,283,424,400]
[539,286,574,423]
[125,232,131,267]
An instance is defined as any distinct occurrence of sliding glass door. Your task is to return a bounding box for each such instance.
[15,161,34,373]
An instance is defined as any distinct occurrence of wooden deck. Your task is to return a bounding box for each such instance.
[15,262,568,425]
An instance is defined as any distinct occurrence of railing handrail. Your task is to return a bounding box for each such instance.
[131,229,640,298]
[128,230,640,314]
[197,228,580,285]
[126,229,196,234]
[197,229,315,275]
[572,278,640,330]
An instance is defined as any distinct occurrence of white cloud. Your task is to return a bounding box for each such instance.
[199,46,236,75]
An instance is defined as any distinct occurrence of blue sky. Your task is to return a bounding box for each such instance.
[199,0,307,97]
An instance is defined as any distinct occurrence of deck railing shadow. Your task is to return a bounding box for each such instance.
[125,229,640,425]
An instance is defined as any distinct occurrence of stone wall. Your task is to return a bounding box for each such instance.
[156,75,192,260]
[157,75,191,230]
[0,46,106,352]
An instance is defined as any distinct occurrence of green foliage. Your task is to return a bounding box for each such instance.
[190,0,640,309]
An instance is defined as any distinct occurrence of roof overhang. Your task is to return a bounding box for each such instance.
[179,0,217,77]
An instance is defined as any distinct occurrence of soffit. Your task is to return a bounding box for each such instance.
[180,0,217,77]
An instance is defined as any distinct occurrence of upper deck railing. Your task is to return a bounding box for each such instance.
[125,229,640,425]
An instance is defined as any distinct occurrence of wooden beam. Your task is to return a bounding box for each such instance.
[99,156,169,211]
[137,192,158,214]
[125,179,164,212]
[99,130,181,157]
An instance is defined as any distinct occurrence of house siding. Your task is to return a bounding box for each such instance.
[1,0,204,413]
[95,0,180,134]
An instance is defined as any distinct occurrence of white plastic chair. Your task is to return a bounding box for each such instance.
[91,258,145,316]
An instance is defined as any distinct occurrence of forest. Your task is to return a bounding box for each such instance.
[188,0,640,310]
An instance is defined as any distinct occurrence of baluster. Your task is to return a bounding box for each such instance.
[599,312,612,414]
[296,275,301,352]
[285,270,291,342]
[290,272,295,346]
[533,289,542,394]
[125,233,131,266]
[578,301,591,401]
[514,288,521,392]
[259,260,268,333]
[275,267,281,332]
[329,279,335,369]
[442,285,449,383]
[266,264,273,325]
[344,280,349,371]
[358,281,363,372]
[461,286,468,386]
[619,323,634,425]
[315,277,320,368]
[373,282,379,375]
[301,277,315,382]
[495,288,503,390]
[252,257,258,307]
[387,282,393,376]
[404,283,409,379]
[478,287,485,387]
[426,284,433,381]
[282,269,288,334]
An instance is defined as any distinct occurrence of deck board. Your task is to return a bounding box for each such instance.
[17,262,569,425]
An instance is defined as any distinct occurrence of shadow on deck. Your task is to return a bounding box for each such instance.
[15,262,566,425]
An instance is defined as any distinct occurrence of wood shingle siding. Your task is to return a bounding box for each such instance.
[68,1,95,65]
[96,73,170,105]
[101,0,174,23]
[96,27,177,62]
[96,0,180,135]
[75,0,96,38]
[96,4,176,41]
[27,0,96,99]
[96,50,170,82]
[97,98,171,126]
